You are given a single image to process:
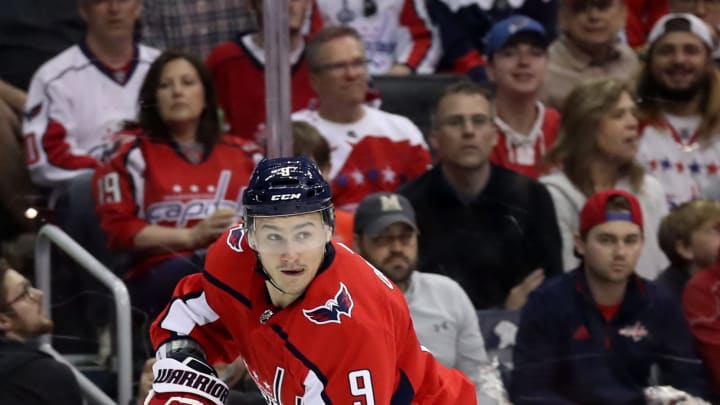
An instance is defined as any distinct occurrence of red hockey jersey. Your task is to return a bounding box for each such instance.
[490,104,560,179]
[150,231,477,404]
[206,34,317,141]
[94,135,261,277]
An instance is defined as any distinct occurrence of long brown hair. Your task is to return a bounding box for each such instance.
[133,50,221,147]
[546,78,645,196]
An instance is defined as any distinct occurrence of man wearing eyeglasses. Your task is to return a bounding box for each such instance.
[293,26,432,213]
[398,81,562,311]
[0,260,82,404]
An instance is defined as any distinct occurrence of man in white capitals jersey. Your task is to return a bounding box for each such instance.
[311,0,440,74]
[293,26,432,212]
[22,0,159,190]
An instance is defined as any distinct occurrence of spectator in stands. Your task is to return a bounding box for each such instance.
[669,0,720,60]
[426,0,558,81]
[398,81,562,310]
[542,78,668,279]
[0,79,33,242]
[637,13,720,207]
[486,15,560,179]
[353,192,489,401]
[311,0,440,74]
[684,242,720,395]
[93,50,260,319]
[657,199,720,301]
[512,189,710,403]
[293,26,431,212]
[291,120,354,245]
[141,0,256,60]
[625,0,670,50]
[22,0,159,191]
[542,0,640,109]
[0,0,83,90]
[207,0,316,142]
[0,260,83,404]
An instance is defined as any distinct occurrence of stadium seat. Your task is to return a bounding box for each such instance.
[371,73,465,137]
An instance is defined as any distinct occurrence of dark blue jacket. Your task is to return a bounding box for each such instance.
[511,269,710,404]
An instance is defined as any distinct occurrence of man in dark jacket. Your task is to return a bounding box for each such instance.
[0,260,82,404]
[511,189,710,404]
[398,80,562,310]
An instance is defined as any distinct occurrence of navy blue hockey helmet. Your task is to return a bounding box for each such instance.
[243,156,333,219]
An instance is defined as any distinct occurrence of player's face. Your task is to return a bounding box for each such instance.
[686,218,720,267]
[487,40,547,95]
[576,220,643,284]
[252,213,331,308]
[156,58,206,133]
[560,0,626,50]
[650,31,711,94]
[289,0,310,33]
[431,93,497,170]
[309,36,368,107]
[595,92,639,164]
[355,223,417,290]
[0,270,53,341]
[80,0,141,42]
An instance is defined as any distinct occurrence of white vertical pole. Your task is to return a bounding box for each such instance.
[263,0,292,158]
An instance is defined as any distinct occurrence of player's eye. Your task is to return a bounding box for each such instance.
[295,231,312,241]
[267,233,283,242]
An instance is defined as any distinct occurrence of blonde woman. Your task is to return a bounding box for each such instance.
[540,78,668,279]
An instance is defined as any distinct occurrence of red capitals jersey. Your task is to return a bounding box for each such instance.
[206,34,317,141]
[94,134,261,277]
[150,230,477,404]
[490,104,560,179]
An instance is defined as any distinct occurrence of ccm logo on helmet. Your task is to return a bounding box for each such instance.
[270,193,301,201]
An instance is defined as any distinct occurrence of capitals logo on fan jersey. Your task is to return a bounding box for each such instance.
[303,283,354,325]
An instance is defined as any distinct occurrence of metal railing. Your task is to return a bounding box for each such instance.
[35,224,132,405]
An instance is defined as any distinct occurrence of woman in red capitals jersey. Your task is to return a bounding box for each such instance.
[93,50,261,319]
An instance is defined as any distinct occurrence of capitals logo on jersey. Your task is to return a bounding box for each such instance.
[303,283,354,325]
[226,225,246,253]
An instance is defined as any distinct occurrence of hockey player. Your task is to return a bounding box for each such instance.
[144,156,477,405]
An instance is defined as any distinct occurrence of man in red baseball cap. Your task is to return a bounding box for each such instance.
[511,189,710,403]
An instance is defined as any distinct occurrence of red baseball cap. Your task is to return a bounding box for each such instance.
[579,189,643,236]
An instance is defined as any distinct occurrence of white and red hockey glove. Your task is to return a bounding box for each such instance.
[144,347,229,405]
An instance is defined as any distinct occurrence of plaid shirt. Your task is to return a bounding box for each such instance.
[142,0,257,59]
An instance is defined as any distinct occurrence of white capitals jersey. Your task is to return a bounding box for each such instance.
[638,122,720,208]
[313,0,440,74]
[293,105,431,212]
[22,43,160,188]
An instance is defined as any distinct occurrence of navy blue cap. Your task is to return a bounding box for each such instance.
[485,15,548,57]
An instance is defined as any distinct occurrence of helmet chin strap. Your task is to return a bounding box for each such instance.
[263,267,290,295]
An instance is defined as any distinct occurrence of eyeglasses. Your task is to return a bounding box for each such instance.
[438,114,492,130]
[315,58,367,75]
[3,281,38,309]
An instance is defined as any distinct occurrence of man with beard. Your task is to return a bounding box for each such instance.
[637,13,720,207]
[353,191,489,400]
[511,189,710,403]
[0,260,82,404]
